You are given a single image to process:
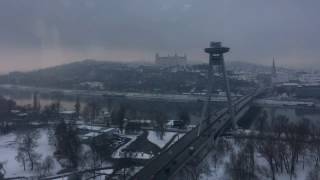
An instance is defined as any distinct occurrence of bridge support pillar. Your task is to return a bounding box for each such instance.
[198,42,236,135]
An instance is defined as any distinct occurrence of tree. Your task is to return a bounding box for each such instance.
[307,166,320,180]
[54,121,81,168]
[0,96,16,134]
[16,151,28,171]
[255,110,268,133]
[111,105,126,132]
[211,138,231,168]
[41,102,60,122]
[82,101,100,123]
[154,111,167,140]
[15,130,41,171]
[82,105,91,122]
[74,96,81,120]
[257,138,277,180]
[36,156,55,177]
[0,162,5,180]
[178,110,190,128]
[226,150,257,180]
[284,120,309,180]
[179,160,211,180]
[310,126,320,167]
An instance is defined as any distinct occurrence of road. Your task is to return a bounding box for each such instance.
[130,90,259,180]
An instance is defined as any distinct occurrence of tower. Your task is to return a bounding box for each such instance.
[198,42,235,135]
[271,57,278,86]
[272,57,277,77]
[33,91,40,113]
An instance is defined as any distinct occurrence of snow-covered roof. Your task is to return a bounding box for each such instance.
[59,110,75,115]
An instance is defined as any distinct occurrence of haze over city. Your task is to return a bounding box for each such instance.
[2,1,320,180]
[0,0,320,73]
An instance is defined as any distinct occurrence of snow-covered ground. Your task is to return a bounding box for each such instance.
[199,138,314,180]
[0,129,62,178]
[77,124,105,131]
[112,135,137,159]
[147,130,179,148]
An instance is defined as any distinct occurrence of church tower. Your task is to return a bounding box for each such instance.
[272,57,277,78]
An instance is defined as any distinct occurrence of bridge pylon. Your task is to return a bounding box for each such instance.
[198,42,236,136]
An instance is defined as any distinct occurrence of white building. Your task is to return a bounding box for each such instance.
[299,73,320,84]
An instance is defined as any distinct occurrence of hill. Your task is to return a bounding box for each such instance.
[0,59,255,94]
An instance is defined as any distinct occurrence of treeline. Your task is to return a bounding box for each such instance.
[0,59,254,94]
[227,115,320,180]
[176,114,320,180]
[0,96,16,134]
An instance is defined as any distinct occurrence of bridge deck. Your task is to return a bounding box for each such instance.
[130,91,258,180]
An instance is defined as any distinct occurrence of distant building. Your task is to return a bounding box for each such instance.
[299,73,320,84]
[271,58,277,85]
[271,58,289,84]
[155,53,187,67]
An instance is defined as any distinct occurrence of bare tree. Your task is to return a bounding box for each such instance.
[54,121,81,168]
[307,123,320,168]
[178,110,191,128]
[0,162,5,180]
[15,130,41,171]
[256,138,277,180]
[226,141,257,180]
[284,121,308,180]
[74,96,81,121]
[211,138,231,168]
[36,156,55,177]
[154,111,167,140]
[16,151,28,171]
[178,160,211,180]
[306,166,320,180]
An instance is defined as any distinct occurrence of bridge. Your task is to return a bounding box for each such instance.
[3,42,263,180]
[129,41,263,180]
[129,89,261,180]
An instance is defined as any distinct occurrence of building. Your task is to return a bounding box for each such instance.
[271,58,277,85]
[299,73,320,84]
[155,53,187,67]
[271,58,289,84]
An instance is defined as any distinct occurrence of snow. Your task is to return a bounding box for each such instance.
[81,132,100,139]
[80,128,118,140]
[112,135,137,158]
[0,129,62,178]
[0,133,27,177]
[134,153,153,159]
[59,110,75,114]
[77,125,104,131]
[101,128,118,133]
[100,169,114,174]
[111,133,154,159]
[147,131,177,148]
[199,138,314,180]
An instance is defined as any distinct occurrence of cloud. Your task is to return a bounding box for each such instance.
[0,0,319,72]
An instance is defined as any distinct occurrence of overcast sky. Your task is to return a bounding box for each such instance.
[0,0,319,73]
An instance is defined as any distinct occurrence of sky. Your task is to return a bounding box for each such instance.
[0,0,319,73]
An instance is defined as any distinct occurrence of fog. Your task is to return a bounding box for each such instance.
[0,0,319,73]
